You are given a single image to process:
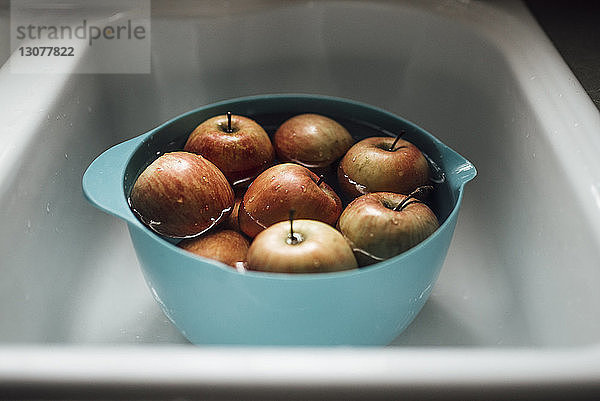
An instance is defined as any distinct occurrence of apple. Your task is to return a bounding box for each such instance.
[337,134,429,200]
[247,216,357,273]
[273,113,354,169]
[184,112,275,187]
[129,151,234,238]
[178,229,249,267]
[337,188,439,266]
[238,163,342,238]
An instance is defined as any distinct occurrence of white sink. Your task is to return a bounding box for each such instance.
[1,0,600,397]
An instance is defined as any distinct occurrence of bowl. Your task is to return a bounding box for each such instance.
[82,94,476,346]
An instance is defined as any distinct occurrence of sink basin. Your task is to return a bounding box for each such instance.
[1,0,599,397]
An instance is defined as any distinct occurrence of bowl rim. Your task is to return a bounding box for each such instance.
[118,93,477,280]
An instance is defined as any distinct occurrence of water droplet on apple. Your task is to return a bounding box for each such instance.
[275,184,281,190]
[284,189,289,194]
[271,176,276,180]
[392,218,399,225]
[202,176,208,182]
[265,205,270,210]
[352,156,357,162]
[204,204,209,211]
[177,197,184,204]
[301,185,306,193]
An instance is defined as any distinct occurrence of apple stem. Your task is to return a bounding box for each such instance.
[394,185,434,211]
[227,111,233,133]
[316,175,324,187]
[288,208,298,245]
[389,130,406,151]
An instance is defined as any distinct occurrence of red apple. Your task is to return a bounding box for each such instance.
[129,151,234,238]
[239,163,342,238]
[247,218,357,273]
[337,135,429,200]
[184,112,275,187]
[337,188,439,266]
[273,113,354,168]
[178,229,249,267]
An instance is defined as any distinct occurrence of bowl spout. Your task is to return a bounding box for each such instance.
[454,159,477,186]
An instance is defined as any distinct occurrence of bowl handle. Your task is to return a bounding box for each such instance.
[82,135,147,222]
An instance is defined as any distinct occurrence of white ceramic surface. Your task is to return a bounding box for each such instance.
[1,0,600,397]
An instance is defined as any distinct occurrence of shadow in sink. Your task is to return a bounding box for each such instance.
[391,298,482,347]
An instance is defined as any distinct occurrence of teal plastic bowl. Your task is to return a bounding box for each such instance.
[82,94,476,346]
